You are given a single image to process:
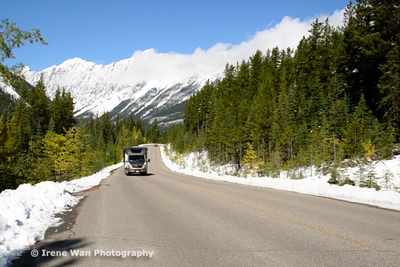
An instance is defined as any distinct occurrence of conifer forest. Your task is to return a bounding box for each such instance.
[1,1,400,191]
[169,1,400,179]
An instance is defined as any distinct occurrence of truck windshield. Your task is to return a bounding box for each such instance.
[128,155,145,163]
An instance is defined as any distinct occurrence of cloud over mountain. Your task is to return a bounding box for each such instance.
[101,9,345,84]
[20,10,345,125]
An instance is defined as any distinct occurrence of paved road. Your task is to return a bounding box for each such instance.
[14,146,400,266]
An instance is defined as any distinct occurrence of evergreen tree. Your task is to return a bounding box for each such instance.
[29,76,51,137]
[249,50,264,99]
[379,45,400,136]
[169,2,399,182]
[99,112,114,147]
[247,73,276,151]
[342,94,378,157]
[150,118,159,143]
[6,86,30,153]
[341,0,400,117]
[74,121,92,176]
[51,87,76,134]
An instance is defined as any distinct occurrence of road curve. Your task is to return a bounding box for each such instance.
[13,145,400,266]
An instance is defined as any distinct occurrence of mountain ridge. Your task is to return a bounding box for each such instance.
[20,56,222,125]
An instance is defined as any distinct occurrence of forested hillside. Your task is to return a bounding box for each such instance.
[2,1,399,191]
[0,75,164,191]
[169,1,400,181]
[0,20,164,191]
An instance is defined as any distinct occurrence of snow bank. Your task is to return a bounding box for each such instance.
[0,162,122,266]
[1,144,400,266]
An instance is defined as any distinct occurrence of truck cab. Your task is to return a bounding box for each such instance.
[123,146,150,175]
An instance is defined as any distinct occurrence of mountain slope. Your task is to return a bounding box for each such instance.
[21,58,222,125]
[0,75,28,113]
[0,83,18,113]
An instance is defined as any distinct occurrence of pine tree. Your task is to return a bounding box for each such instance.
[50,87,76,134]
[248,73,276,150]
[341,0,400,117]
[379,45,400,136]
[150,118,159,143]
[99,112,114,147]
[169,4,399,178]
[6,87,30,153]
[74,121,92,176]
[249,50,264,99]
[208,64,238,165]
[29,76,50,137]
[342,94,378,157]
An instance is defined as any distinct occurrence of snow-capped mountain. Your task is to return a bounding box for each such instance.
[0,79,20,101]
[21,57,222,125]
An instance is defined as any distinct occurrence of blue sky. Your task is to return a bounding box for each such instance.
[2,0,350,72]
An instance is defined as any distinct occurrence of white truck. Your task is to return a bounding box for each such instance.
[123,146,150,175]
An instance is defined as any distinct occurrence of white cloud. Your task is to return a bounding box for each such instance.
[123,9,345,84]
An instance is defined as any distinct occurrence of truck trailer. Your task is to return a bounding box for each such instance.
[123,146,150,175]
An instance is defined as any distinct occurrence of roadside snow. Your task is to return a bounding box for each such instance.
[0,162,123,266]
[1,144,400,266]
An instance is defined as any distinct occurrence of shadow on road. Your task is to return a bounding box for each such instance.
[12,238,91,267]
[124,173,155,177]
[12,194,89,266]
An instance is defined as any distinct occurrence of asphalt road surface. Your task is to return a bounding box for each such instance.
[13,145,400,266]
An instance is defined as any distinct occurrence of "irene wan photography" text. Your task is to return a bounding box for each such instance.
[31,248,154,259]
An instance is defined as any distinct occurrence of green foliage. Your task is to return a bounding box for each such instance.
[168,123,196,153]
[150,119,159,143]
[43,129,77,181]
[0,85,159,191]
[0,18,47,82]
[328,169,355,187]
[169,1,400,186]
[0,19,166,192]
[381,169,395,191]
[50,87,76,134]
[341,94,378,158]
[379,45,400,135]
[29,77,51,136]
[358,161,380,191]
[341,0,400,119]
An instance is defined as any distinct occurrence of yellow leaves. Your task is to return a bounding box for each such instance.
[175,151,186,168]
[165,146,186,168]
[132,126,142,144]
[362,139,375,160]
[243,143,257,166]
[243,143,263,174]
[121,124,130,144]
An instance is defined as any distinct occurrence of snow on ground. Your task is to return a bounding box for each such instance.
[0,162,123,266]
[1,144,400,266]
